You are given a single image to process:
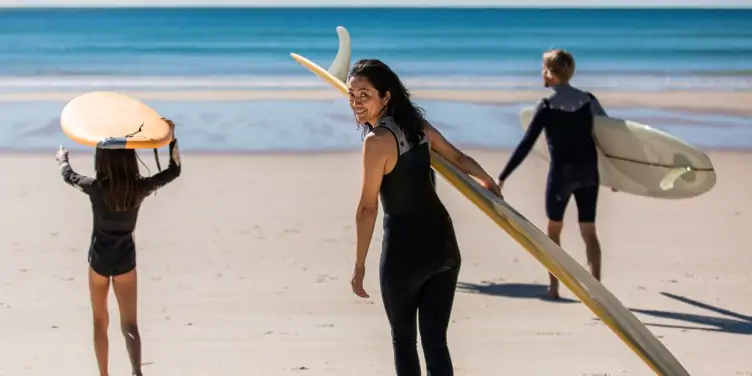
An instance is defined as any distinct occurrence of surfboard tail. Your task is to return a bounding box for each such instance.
[289,26,351,85]
[327,26,352,82]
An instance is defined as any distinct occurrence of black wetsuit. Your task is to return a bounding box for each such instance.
[58,139,182,277]
[499,84,607,223]
[374,117,461,376]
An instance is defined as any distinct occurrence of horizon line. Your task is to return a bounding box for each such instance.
[0,5,750,8]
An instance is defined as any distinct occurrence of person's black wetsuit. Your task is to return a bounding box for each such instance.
[373,117,461,376]
[499,84,607,223]
[58,139,182,277]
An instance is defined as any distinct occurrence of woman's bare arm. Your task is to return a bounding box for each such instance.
[354,129,391,267]
[424,121,499,194]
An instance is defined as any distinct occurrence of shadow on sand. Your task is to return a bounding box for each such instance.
[629,292,752,335]
[456,281,579,303]
[458,283,752,335]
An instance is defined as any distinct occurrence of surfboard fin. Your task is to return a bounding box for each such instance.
[659,166,692,191]
[326,26,352,83]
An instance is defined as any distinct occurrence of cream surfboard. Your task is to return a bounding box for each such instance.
[520,108,716,199]
[291,26,690,376]
[61,91,173,149]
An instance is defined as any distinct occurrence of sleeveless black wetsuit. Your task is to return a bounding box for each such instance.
[374,117,461,376]
[58,140,182,277]
[499,84,607,223]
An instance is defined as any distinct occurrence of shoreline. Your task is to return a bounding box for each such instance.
[1,89,751,116]
[1,95,749,152]
[7,146,752,157]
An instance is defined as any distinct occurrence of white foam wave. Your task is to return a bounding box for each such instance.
[0,75,749,91]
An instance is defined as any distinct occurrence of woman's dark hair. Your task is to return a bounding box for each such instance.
[94,148,151,212]
[348,59,427,148]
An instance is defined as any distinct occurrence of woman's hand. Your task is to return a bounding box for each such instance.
[483,178,502,198]
[350,264,369,298]
[478,176,502,198]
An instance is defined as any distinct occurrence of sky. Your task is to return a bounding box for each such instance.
[0,0,750,7]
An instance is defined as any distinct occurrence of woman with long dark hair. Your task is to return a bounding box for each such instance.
[56,119,181,376]
[347,59,500,376]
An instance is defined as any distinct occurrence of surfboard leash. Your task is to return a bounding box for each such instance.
[153,148,162,172]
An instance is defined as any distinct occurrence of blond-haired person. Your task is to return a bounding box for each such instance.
[497,49,607,299]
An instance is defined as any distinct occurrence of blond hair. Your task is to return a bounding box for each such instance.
[543,49,576,83]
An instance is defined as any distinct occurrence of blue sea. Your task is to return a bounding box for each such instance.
[0,7,750,152]
[1,7,751,91]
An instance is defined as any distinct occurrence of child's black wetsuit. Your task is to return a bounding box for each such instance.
[58,140,182,276]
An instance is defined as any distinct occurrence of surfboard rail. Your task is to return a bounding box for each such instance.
[291,26,691,376]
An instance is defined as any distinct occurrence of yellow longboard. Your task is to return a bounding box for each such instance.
[290,26,690,376]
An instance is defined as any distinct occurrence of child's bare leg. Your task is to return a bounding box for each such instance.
[113,268,142,376]
[89,267,111,376]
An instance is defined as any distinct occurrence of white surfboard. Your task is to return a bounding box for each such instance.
[291,26,690,375]
[520,108,716,199]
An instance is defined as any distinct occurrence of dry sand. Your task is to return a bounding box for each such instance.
[0,148,749,376]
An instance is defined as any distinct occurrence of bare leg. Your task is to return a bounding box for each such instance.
[579,223,602,281]
[112,268,142,376]
[546,220,564,299]
[89,267,111,376]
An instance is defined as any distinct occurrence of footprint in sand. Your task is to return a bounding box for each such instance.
[535,331,565,336]
[281,228,301,235]
[315,274,337,283]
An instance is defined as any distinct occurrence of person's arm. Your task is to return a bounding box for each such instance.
[354,130,390,268]
[424,121,497,189]
[56,146,95,194]
[497,101,547,182]
[143,138,182,194]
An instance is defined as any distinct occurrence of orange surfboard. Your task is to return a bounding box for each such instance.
[60,91,173,149]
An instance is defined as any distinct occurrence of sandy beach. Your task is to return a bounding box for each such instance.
[0,144,750,375]
[1,5,750,375]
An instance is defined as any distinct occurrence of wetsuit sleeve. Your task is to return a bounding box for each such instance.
[143,139,182,193]
[498,100,547,181]
[59,157,96,195]
[587,92,608,116]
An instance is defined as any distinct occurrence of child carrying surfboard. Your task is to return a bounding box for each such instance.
[497,49,607,299]
[56,119,181,376]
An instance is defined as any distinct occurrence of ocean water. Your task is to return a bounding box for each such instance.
[0,7,751,91]
[0,7,749,153]
[2,99,750,152]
